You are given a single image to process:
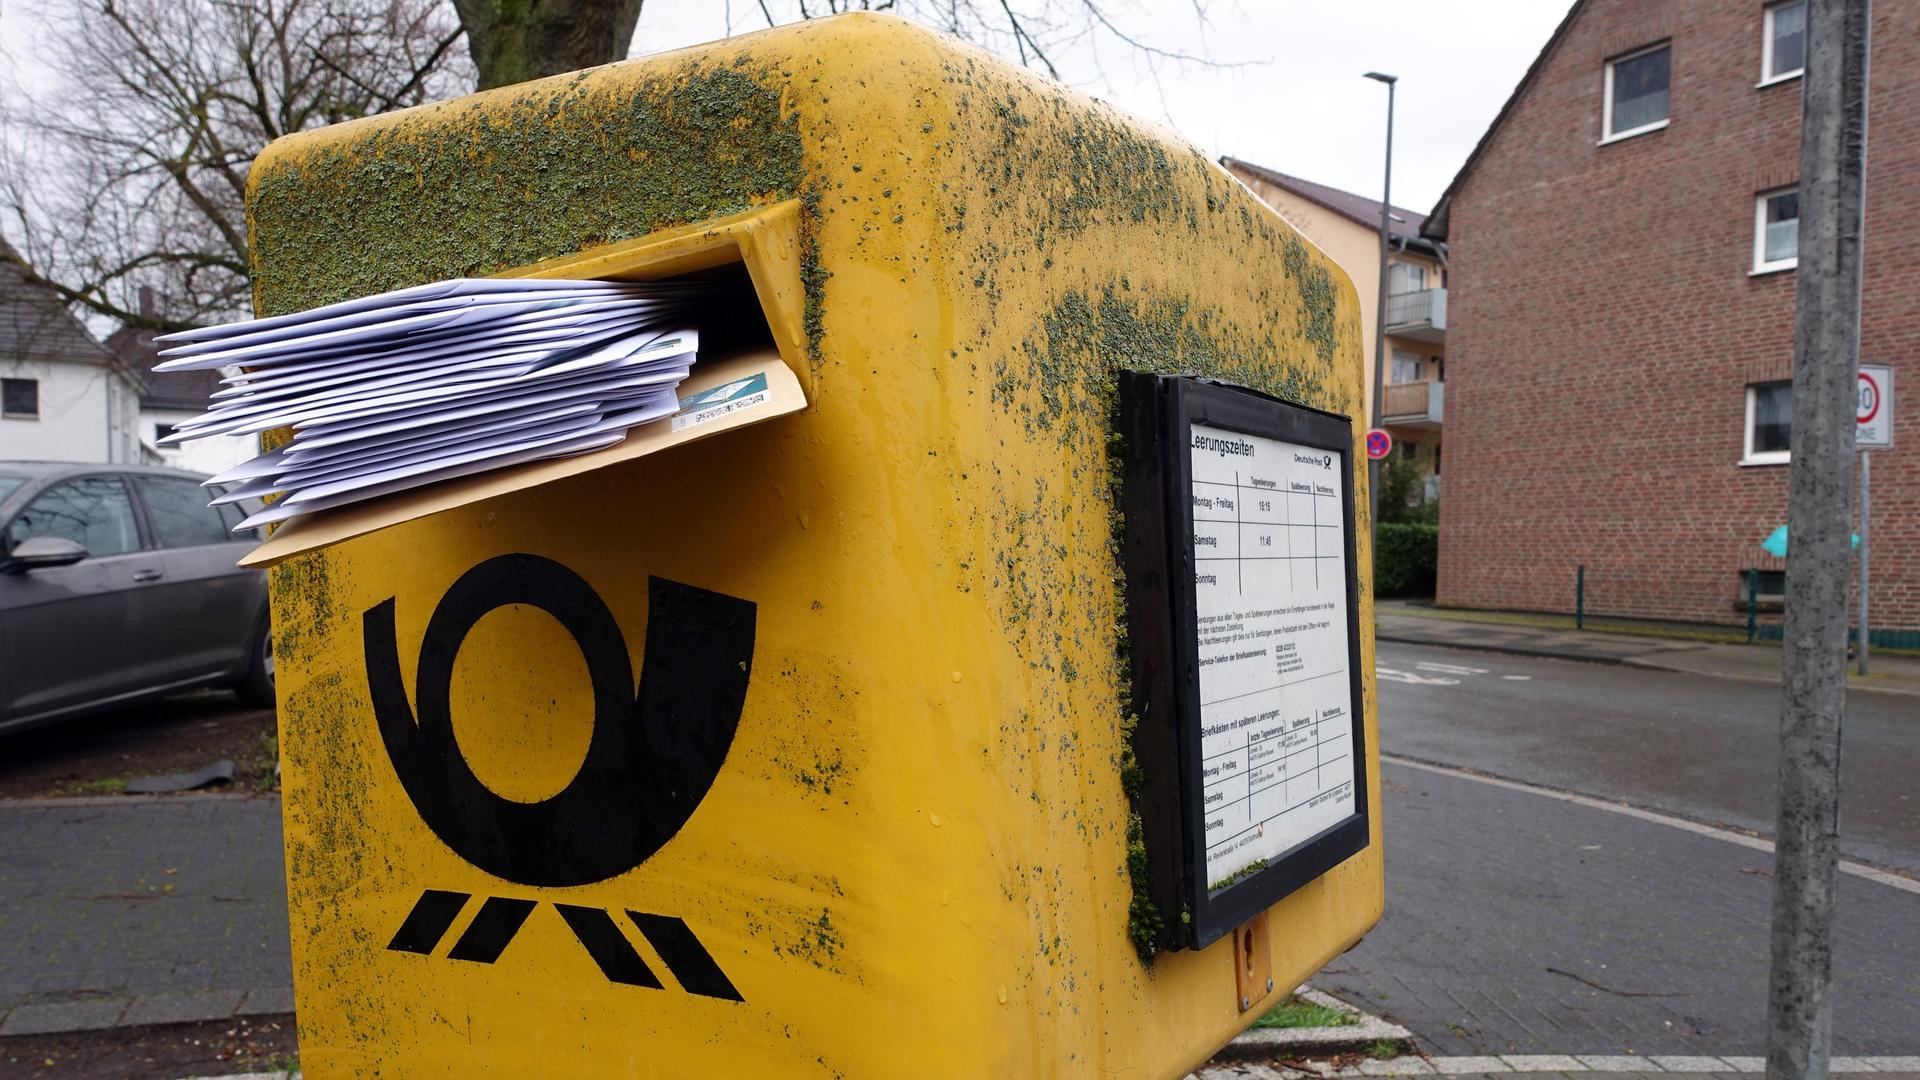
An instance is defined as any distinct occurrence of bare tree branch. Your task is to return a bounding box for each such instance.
[312,26,467,114]
[4,0,1229,338]
[1,0,471,331]
[751,0,1240,88]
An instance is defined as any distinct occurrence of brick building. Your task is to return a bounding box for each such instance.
[1424,0,1918,636]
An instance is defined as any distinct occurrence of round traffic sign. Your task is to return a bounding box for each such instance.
[1365,428,1393,460]
[1858,370,1881,425]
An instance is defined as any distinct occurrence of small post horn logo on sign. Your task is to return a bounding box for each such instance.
[1857,365,1893,449]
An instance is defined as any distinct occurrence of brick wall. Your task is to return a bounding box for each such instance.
[1438,0,1920,631]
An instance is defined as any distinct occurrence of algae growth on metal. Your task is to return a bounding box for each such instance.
[247,64,805,317]
[936,59,1359,966]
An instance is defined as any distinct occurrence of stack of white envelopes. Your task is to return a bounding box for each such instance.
[156,278,706,531]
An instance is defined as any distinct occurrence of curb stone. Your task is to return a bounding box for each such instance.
[1212,986,1413,1059]
[122,990,247,1029]
[0,999,129,1037]
[1374,628,1920,699]
[1373,629,1634,668]
[0,792,270,810]
[0,986,291,1037]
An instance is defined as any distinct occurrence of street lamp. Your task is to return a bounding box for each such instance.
[1363,71,1396,548]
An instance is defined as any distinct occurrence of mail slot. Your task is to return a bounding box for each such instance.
[250,12,1382,1077]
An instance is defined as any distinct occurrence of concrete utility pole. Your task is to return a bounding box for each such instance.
[1767,4,1870,1080]
[1364,71,1396,540]
[1856,452,1869,675]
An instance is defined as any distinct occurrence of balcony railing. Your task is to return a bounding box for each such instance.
[1381,379,1444,426]
[1385,287,1446,341]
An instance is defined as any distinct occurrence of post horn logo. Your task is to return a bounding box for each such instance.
[363,553,755,887]
[360,553,756,999]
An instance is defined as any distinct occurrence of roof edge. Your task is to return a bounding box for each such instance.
[1220,156,1440,257]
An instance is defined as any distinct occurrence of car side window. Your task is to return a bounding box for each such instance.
[215,499,246,531]
[135,476,231,549]
[5,476,140,557]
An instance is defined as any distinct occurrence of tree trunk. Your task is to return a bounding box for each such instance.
[451,0,647,90]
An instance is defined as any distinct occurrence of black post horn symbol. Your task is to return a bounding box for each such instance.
[363,553,755,887]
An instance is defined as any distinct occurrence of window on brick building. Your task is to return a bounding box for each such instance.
[1603,43,1670,141]
[1746,570,1787,603]
[1743,380,1792,465]
[1754,188,1799,274]
[1,378,38,418]
[1763,1,1807,84]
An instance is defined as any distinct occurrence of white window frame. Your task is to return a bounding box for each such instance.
[1742,382,1791,466]
[1601,42,1672,144]
[1753,187,1799,275]
[1760,0,1807,87]
[1387,260,1427,296]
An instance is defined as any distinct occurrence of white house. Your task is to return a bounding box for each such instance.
[1,240,148,465]
[108,320,257,476]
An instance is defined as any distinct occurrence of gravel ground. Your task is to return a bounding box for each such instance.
[0,1013,296,1080]
[0,694,277,801]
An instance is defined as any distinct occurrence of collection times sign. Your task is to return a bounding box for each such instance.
[1116,373,1370,951]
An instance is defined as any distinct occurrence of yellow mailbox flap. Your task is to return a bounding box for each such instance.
[238,344,804,568]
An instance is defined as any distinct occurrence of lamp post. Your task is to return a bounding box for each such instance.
[1364,71,1397,547]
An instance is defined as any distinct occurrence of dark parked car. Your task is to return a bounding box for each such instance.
[0,462,271,734]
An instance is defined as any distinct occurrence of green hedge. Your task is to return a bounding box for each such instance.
[1375,522,1439,597]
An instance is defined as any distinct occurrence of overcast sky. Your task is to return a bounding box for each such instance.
[0,0,1572,220]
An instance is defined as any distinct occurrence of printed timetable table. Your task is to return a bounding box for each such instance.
[1188,422,1356,890]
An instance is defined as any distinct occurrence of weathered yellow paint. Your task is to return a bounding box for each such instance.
[255,13,1379,1078]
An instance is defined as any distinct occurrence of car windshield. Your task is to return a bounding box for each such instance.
[0,477,22,503]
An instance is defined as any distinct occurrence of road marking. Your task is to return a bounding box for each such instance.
[1382,754,1920,897]
[1416,661,1489,676]
[1500,674,1532,681]
[1377,667,1459,686]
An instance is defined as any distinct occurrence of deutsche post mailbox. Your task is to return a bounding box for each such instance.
[247,13,1381,1077]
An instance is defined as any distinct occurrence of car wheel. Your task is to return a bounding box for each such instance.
[234,620,276,709]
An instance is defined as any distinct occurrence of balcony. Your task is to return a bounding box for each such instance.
[1381,379,1444,428]
[1385,287,1446,343]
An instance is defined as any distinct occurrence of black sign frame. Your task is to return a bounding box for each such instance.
[1115,372,1370,952]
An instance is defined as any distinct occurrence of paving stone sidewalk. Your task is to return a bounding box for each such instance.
[197,1063,1920,1080]
[0,794,292,1037]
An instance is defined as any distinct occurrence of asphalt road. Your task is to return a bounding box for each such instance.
[2,643,1914,1060]
[1372,641,1920,873]
[1317,642,1920,1057]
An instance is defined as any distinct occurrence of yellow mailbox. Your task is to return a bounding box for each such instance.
[247,13,1381,1077]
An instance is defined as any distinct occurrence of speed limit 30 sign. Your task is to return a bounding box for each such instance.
[1858,365,1893,449]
